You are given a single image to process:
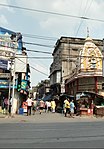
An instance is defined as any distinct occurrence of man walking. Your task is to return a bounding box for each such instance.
[39,99,45,114]
[64,98,70,117]
[70,100,75,118]
[26,97,33,116]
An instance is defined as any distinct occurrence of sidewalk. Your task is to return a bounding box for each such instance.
[0,112,104,123]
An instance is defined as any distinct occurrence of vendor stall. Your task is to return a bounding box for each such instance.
[94,106,104,117]
[76,91,104,116]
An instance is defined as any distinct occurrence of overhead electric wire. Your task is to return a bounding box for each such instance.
[21,56,52,59]
[0,44,103,59]
[17,57,48,76]
[23,41,54,48]
[23,33,57,41]
[0,44,53,55]
[0,30,57,42]
[0,3,104,23]
[26,49,52,54]
[63,57,102,79]
[75,0,93,37]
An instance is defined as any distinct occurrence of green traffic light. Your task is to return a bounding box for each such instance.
[17,84,21,91]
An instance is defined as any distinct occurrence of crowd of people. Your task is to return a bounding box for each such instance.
[1,95,76,118]
[1,94,101,118]
[25,96,76,118]
[26,97,57,116]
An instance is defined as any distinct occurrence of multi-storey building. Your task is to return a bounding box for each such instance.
[0,27,30,114]
[37,79,50,99]
[50,36,104,96]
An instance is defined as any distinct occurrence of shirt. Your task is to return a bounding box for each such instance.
[26,98,33,106]
[39,100,44,107]
[65,100,70,108]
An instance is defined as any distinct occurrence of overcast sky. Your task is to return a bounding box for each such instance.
[0,0,104,87]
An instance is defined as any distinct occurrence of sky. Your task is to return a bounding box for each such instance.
[0,0,104,87]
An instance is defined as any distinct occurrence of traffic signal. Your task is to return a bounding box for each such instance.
[17,84,21,91]
[17,73,21,91]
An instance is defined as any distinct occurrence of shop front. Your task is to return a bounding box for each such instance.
[76,91,104,116]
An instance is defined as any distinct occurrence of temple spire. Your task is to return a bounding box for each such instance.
[87,27,89,37]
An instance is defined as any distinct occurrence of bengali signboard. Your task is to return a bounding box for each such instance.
[0,80,9,88]
[0,73,10,78]
[0,59,8,69]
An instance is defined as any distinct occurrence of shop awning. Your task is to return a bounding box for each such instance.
[42,94,53,101]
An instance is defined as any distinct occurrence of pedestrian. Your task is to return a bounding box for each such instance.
[51,99,56,113]
[26,97,33,116]
[39,99,45,114]
[44,101,48,112]
[32,99,38,115]
[4,97,8,115]
[64,98,70,117]
[63,98,68,114]
[70,100,75,118]
[47,101,51,112]
[8,101,12,117]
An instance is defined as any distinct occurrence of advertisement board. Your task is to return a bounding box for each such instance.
[15,55,27,73]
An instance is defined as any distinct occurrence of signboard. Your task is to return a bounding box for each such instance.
[0,73,10,78]
[21,80,27,90]
[0,80,17,88]
[0,80,9,88]
[0,59,8,69]
[15,55,27,73]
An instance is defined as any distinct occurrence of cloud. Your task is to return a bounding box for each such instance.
[0,14,8,25]
[15,0,104,37]
[0,0,14,12]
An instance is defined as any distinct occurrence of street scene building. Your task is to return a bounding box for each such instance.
[1,27,104,117]
[0,27,31,114]
[50,36,104,94]
[50,35,104,116]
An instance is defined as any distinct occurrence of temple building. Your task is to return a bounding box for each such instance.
[65,36,104,96]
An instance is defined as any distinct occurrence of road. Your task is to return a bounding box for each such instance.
[0,112,104,148]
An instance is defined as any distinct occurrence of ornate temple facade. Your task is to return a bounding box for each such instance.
[65,36,104,96]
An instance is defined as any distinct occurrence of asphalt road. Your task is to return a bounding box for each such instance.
[0,112,104,148]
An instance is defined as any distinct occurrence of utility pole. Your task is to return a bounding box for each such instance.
[102,39,104,77]
[8,62,11,115]
[11,52,16,116]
